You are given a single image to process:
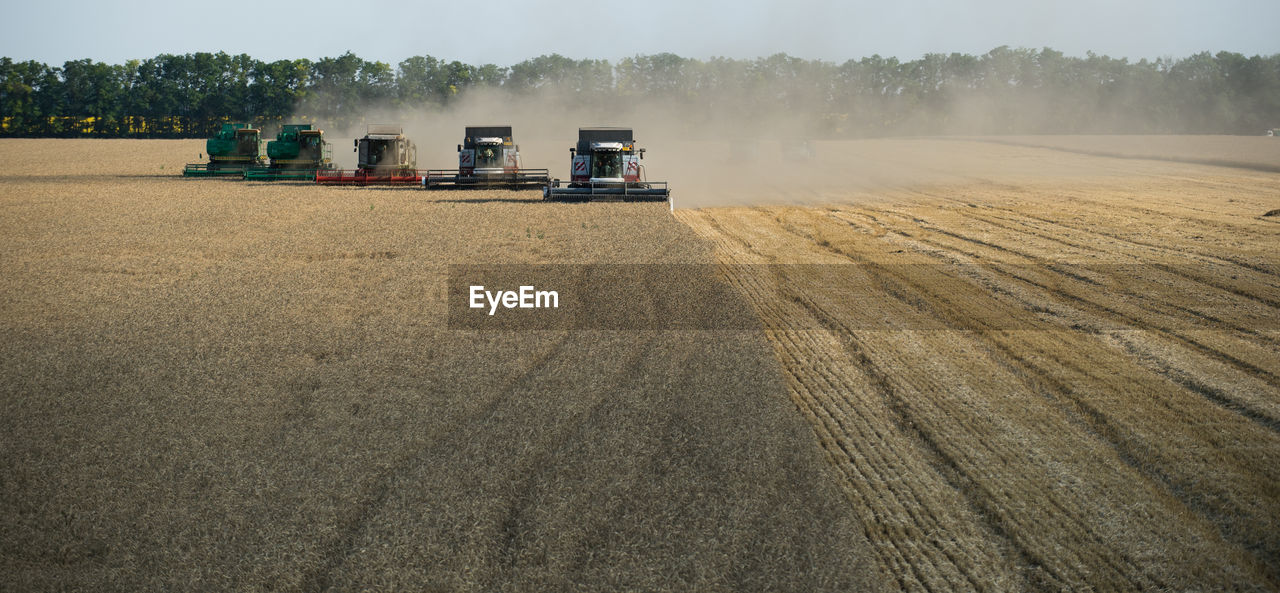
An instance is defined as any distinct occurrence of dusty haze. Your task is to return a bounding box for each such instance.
[297,85,1280,208]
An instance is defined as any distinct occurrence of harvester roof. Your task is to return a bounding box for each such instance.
[465,125,512,138]
[366,124,403,136]
[215,122,259,140]
[579,127,633,143]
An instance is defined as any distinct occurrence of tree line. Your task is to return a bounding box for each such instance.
[2,48,1278,138]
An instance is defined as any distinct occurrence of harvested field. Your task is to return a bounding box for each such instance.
[655,136,1277,209]
[2,136,1279,592]
[677,138,1280,591]
[981,134,1280,173]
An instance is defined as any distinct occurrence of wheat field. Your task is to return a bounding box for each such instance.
[678,138,1280,591]
[3,136,1279,592]
[0,139,879,592]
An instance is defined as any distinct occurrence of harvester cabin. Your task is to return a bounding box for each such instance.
[356,125,415,171]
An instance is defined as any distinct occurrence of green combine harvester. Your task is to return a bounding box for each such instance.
[183,123,266,176]
[244,124,335,181]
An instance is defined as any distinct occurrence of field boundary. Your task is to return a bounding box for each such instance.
[960,137,1280,174]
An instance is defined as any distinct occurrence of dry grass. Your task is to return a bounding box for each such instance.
[0,139,881,592]
[678,139,1280,591]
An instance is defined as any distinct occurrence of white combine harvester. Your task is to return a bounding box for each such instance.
[543,127,670,201]
[422,125,549,189]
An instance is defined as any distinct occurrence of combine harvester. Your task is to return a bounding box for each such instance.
[544,127,669,201]
[316,124,420,185]
[183,123,266,176]
[423,126,549,189]
[244,124,335,180]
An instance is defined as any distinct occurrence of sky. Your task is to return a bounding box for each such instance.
[2,0,1277,67]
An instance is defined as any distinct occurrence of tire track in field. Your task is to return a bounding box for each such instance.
[789,312,1164,591]
[896,200,1280,428]
[298,333,575,593]
[486,334,663,573]
[870,202,1280,414]
[966,137,1280,175]
[935,204,1280,313]
[969,189,1280,277]
[680,209,1027,592]
[773,207,1280,585]
[802,202,1280,579]
[839,192,1280,581]
[851,201,1280,429]
[679,200,1279,591]
[770,330,1016,592]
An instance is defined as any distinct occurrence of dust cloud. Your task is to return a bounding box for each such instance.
[297,87,1277,209]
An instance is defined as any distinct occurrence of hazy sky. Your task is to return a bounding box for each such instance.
[3,0,1277,66]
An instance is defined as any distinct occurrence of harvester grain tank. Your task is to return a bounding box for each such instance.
[316,124,420,185]
[423,126,549,189]
[244,124,335,180]
[183,123,266,176]
[543,127,669,201]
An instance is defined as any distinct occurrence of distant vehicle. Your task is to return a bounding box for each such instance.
[782,139,817,160]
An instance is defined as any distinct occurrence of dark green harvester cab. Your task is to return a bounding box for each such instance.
[245,124,335,180]
[183,123,266,176]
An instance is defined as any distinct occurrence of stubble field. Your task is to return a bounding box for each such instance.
[2,136,1278,592]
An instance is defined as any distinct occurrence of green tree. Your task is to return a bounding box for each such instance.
[2,48,1279,138]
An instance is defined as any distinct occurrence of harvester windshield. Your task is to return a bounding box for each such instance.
[591,150,623,179]
[300,133,321,157]
[367,140,390,166]
[236,130,258,155]
[476,143,503,169]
